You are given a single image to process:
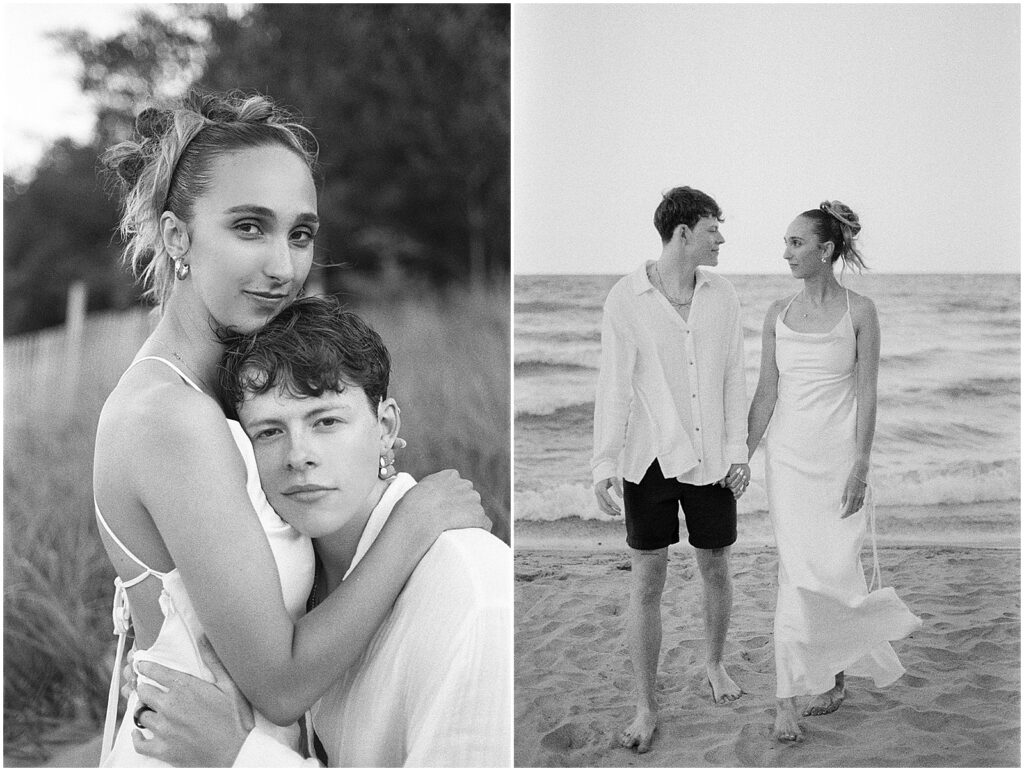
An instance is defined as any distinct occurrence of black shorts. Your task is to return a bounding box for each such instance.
[622,459,737,551]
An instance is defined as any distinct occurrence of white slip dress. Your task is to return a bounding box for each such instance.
[97,356,315,766]
[766,292,922,699]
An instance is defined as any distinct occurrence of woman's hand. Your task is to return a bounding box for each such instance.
[133,637,255,767]
[393,469,489,545]
[840,471,868,518]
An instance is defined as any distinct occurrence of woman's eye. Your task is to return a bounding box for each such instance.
[235,222,263,236]
[291,228,316,246]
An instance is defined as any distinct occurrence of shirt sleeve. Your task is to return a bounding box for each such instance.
[233,728,322,768]
[722,294,748,464]
[403,602,512,767]
[592,290,637,484]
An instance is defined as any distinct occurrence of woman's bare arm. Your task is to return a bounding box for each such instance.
[746,300,783,459]
[112,385,483,725]
[841,294,880,517]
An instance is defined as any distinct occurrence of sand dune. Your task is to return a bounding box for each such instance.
[514,528,1020,767]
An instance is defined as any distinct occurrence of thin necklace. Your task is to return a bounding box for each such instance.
[654,264,693,306]
[150,339,212,394]
[798,287,841,319]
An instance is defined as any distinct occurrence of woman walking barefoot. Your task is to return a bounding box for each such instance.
[746,201,921,743]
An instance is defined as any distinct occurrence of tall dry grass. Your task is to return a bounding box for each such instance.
[3,283,510,761]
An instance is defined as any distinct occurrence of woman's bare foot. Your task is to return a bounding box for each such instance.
[619,706,657,753]
[706,662,742,704]
[803,672,846,716]
[773,697,803,742]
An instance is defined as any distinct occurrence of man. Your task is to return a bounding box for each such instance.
[592,186,749,754]
[132,296,511,767]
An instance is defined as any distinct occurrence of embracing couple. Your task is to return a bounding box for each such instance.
[94,91,510,767]
[592,186,921,750]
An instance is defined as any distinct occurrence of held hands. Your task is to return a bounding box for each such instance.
[132,637,254,767]
[720,463,750,500]
[840,470,868,518]
[594,477,623,516]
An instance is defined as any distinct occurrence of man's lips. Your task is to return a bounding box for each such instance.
[281,484,336,501]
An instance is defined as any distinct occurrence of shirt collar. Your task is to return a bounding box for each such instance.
[343,472,417,580]
[631,262,712,295]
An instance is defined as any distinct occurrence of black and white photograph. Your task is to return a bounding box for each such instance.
[513,3,1019,767]
[4,4,510,767]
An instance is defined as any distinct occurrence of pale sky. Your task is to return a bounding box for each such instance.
[513,3,1021,274]
[2,3,147,180]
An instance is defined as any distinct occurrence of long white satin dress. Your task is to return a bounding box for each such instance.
[765,291,921,699]
[97,356,315,766]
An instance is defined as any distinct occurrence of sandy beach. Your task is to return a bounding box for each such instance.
[514,518,1020,767]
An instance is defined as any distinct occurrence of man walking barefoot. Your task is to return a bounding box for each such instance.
[593,187,749,753]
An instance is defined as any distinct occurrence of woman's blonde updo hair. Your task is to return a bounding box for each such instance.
[799,200,868,273]
[102,90,319,306]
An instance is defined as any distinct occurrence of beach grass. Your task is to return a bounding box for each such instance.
[2,280,510,763]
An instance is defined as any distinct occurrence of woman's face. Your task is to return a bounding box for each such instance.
[783,216,830,279]
[174,145,318,332]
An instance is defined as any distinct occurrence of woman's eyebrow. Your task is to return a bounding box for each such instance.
[223,205,319,225]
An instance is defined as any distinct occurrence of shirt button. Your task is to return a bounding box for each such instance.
[695,427,700,431]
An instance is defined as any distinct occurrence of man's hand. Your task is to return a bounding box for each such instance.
[594,477,624,516]
[720,463,750,500]
[133,637,255,767]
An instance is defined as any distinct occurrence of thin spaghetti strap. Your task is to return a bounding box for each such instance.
[778,292,801,324]
[128,355,204,393]
[94,502,166,580]
[845,288,851,313]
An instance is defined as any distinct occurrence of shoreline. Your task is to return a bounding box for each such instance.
[513,499,1021,552]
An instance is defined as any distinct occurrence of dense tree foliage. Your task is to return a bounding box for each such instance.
[4,4,509,335]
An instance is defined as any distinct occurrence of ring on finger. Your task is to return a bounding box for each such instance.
[133,706,153,729]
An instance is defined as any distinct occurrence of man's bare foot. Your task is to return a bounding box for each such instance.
[803,676,846,716]
[706,662,742,704]
[619,708,657,753]
[773,697,803,742]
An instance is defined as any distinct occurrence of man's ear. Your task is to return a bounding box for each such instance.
[378,398,400,447]
[160,211,191,257]
[674,223,690,243]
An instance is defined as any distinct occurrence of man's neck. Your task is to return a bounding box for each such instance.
[655,248,697,293]
[315,479,390,593]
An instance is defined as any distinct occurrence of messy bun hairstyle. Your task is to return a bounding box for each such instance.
[103,90,319,306]
[799,200,868,273]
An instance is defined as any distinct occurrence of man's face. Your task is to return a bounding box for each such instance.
[239,384,395,537]
[683,216,725,267]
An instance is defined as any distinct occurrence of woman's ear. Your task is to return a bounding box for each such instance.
[160,211,191,257]
[378,398,400,447]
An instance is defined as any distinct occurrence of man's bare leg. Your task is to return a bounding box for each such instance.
[694,546,742,704]
[803,671,846,716]
[774,696,803,742]
[619,547,667,753]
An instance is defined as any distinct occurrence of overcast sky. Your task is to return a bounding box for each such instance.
[514,3,1021,274]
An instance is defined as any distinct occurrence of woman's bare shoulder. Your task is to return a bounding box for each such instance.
[97,363,227,452]
[846,290,878,325]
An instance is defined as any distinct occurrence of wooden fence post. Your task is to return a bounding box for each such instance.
[61,281,88,411]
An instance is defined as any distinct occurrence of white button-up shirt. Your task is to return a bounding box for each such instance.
[592,262,747,486]
[235,473,512,767]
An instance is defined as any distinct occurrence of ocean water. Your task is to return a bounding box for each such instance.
[514,273,1021,545]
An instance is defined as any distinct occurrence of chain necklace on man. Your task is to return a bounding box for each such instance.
[654,263,694,306]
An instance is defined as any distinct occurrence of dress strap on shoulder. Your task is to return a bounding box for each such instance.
[845,288,851,313]
[779,292,801,321]
[128,355,205,394]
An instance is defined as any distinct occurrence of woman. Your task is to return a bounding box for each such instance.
[94,90,487,765]
[745,201,921,743]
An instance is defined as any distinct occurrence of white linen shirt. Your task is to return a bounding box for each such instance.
[234,473,512,768]
[592,263,748,486]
